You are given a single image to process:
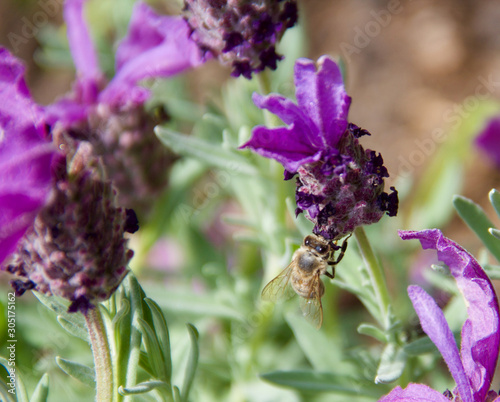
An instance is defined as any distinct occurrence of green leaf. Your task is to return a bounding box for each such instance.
[138,318,166,380]
[111,298,130,328]
[260,370,379,397]
[56,316,89,343]
[115,274,144,393]
[453,195,500,262]
[489,189,500,219]
[144,286,244,321]
[181,324,199,402]
[29,373,49,402]
[485,264,500,280]
[403,336,438,356]
[119,380,169,395]
[55,357,95,387]
[0,357,20,402]
[357,323,387,343]
[285,313,348,372]
[375,343,406,384]
[144,298,172,383]
[173,385,182,402]
[155,126,257,176]
[489,228,500,240]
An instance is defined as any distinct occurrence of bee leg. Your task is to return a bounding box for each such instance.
[324,269,335,279]
[328,233,352,266]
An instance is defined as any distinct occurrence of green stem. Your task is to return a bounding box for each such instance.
[85,306,113,402]
[256,71,281,127]
[353,226,391,329]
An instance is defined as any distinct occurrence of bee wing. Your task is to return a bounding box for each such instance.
[299,277,324,329]
[261,263,296,302]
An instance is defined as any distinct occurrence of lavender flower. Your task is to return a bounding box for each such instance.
[0,48,57,266]
[47,0,206,215]
[380,229,500,402]
[476,117,500,168]
[183,0,297,79]
[0,49,137,313]
[240,56,398,240]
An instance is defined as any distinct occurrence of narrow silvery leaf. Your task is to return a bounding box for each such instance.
[260,370,379,396]
[155,126,257,176]
[144,298,172,383]
[489,228,500,240]
[56,357,95,387]
[181,324,200,402]
[57,316,89,343]
[375,343,406,384]
[119,380,169,395]
[138,317,166,380]
[357,323,387,343]
[453,195,500,262]
[28,373,49,402]
[489,189,500,219]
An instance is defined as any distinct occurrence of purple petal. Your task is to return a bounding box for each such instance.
[379,383,450,401]
[64,0,101,104]
[407,285,473,402]
[476,117,500,167]
[400,229,500,401]
[252,92,324,150]
[100,2,205,108]
[294,56,351,147]
[0,48,56,265]
[240,125,323,173]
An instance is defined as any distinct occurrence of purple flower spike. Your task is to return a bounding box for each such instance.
[476,117,500,168]
[380,229,500,402]
[0,48,57,265]
[184,0,297,79]
[241,56,398,240]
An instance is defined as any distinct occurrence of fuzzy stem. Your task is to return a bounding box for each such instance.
[353,226,391,329]
[85,306,113,402]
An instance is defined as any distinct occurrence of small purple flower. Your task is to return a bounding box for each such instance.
[476,117,500,168]
[46,0,206,215]
[0,48,57,266]
[240,56,398,240]
[183,0,297,79]
[380,229,500,402]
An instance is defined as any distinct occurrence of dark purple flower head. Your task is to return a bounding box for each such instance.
[0,48,57,266]
[380,230,500,402]
[476,117,500,168]
[0,48,135,313]
[45,0,205,215]
[240,56,398,240]
[183,0,297,79]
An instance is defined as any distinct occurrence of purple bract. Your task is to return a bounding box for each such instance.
[380,229,500,402]
[0,48,57,266]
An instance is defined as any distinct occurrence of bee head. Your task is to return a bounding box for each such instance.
[304,235,330,255]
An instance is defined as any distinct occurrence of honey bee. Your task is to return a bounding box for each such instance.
[261,233,350,329]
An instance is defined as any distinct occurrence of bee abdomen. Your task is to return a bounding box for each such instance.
[291,272,325,299]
